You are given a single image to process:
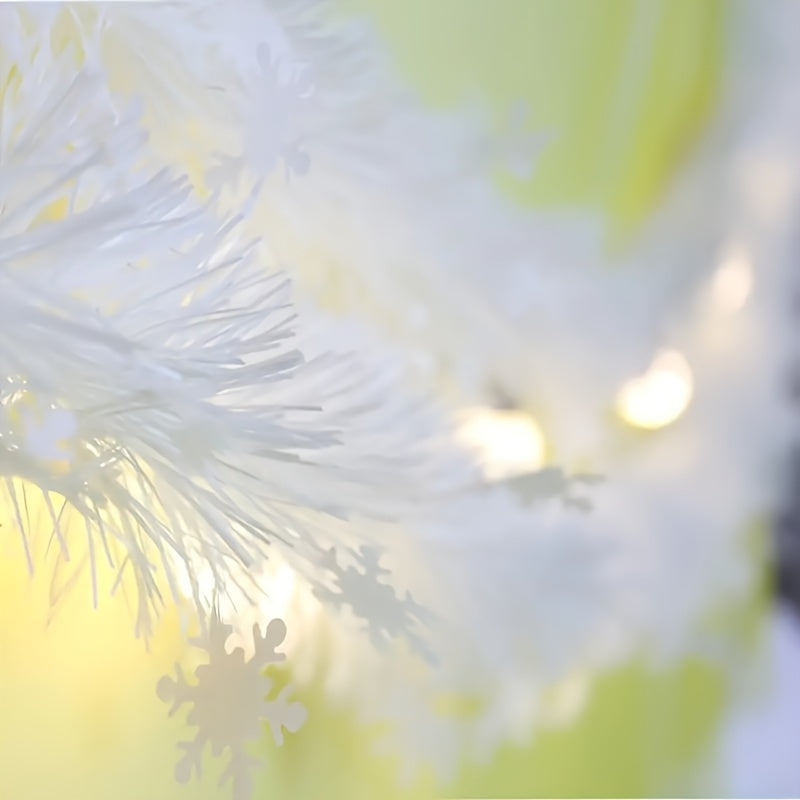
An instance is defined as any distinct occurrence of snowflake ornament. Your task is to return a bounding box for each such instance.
[157,614,307,800]
[313,544,435,662]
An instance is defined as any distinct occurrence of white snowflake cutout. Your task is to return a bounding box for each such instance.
[207,41,312,190]
[501,466,604,512]
[313,544,436,663]
[157,614,307,800]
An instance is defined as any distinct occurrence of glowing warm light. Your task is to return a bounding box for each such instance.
[616,349,693,430]
[173,558,218,606]
[174,557,300,657]
[540,671,590,726]
[455,407,546,480]
[1,489,186,800]
[711,244,753,313]
[255,562,299,618]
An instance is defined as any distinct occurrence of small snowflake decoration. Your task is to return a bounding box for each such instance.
[313,544,435,662]
[157,614,307,800]
[502,467,604,512]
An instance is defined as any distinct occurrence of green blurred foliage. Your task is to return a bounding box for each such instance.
[448,659,726,798]
[341,0,723,244]
[253,669,439,800]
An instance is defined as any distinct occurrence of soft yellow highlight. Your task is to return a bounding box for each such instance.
[30,196,70,227]
[711,244,753,313]
[0,485,211,800]
[616,349,693,430]
[455,407,546,480]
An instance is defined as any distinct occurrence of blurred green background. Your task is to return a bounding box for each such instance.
[343,0,723,240]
